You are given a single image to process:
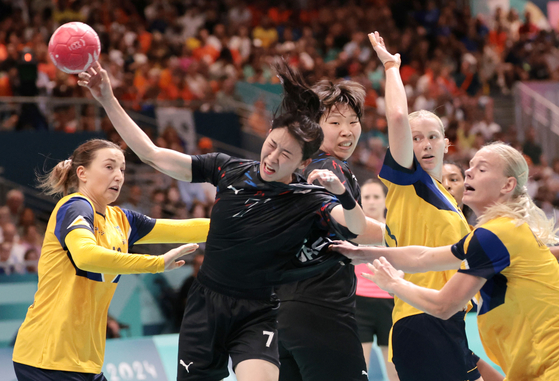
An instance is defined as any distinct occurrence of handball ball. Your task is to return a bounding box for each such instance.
[48,22,100,74]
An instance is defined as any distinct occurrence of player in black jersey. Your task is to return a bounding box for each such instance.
[276,80,386,381]
[78,60,368,381]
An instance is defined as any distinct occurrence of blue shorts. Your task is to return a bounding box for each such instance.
[13,362,107,381]
[391,312,481,381]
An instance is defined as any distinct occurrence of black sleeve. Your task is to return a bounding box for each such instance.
[191,153,233,186]
[303,156,346,184]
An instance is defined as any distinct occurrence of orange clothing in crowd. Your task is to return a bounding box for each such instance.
[268,7,292,25]
[0,75,12,96]
[138,31,153,54]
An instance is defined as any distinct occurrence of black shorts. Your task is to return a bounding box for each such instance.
[177,279,280,381]
[391,312,481,381]
[13,362,107,381]
[277,301,368,381]
[354,296,394,346]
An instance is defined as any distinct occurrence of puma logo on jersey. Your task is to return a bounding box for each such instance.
[362,370,368,376]
[68,215,91,229]
[227,185,244,194]
[294,188,312,194]
[180,360,193,373]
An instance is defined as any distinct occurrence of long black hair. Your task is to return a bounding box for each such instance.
[271,59,323,160]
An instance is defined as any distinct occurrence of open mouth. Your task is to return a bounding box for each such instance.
[109,186,119,192]
[464,184,475,192]
[262,163,275,175]
[339,141,353,148]
[422,155,435,160]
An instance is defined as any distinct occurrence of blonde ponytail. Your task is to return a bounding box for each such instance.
[476,192,558,246]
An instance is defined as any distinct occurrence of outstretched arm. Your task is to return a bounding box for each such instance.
[78,62,193,181]
[331,241,462,272]
[369,31,413,169]
[66,228,199,274]
[365,257,486,320]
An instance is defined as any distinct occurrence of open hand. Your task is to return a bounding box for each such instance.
[77,61,115,105]
[163,243,199,271]
[329,240,371,264]
[361,257,404,293]
[368,31,401,68]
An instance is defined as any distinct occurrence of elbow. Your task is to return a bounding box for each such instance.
[429,304,460,320]
[71,254,91,272]
[139,146,162,166]
[387,108,408,125]
[351,218,367,236]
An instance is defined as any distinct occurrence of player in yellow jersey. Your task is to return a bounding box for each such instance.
[12,139,210,381]
[334,142,559,380]
[365,31,502,381]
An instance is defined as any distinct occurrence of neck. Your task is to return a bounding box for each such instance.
[428,168,442,182]
[79,190,107,215]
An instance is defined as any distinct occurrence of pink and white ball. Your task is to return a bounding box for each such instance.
[48,22,100,74]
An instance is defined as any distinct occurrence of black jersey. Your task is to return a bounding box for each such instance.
[276,151,361,312]
[190,153,355,299]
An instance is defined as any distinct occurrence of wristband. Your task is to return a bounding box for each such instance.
[337,189,357,210]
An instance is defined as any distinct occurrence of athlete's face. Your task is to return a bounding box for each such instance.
[319,104,361,161]
[260,127,309,184]
[442,164,465,208]
[463,149,516,216]
[410,117,448,180]
[77,148,125,211]
[361,182,386,221]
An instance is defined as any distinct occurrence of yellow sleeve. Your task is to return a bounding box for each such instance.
[135,218,210,244]
[66,228,165,274]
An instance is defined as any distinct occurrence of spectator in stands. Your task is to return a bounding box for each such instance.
[0,241,16,275]
[22,247,39,274]
[522,126,543,166]
[252,15,278,49]
[0,223,25,268]
[0,206,11,235]
[518,11,539,40]
[5,189,24,225]
[247,98,271,137]
[215,77,243,112]
[119,184,149,215]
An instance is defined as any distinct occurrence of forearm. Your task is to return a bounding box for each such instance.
[384,64,413,166]
[100,96,193,181]
[352,218,384,245]
[66,229,164,274]
[136,218,210,244]
[390,278,462,319]
[343,205,366,235]
[101,96,160,163]
[357,245,460,273]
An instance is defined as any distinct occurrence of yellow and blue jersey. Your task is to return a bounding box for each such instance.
[13,193,209,374]
[379,149,471,330]
[452,217,559,380]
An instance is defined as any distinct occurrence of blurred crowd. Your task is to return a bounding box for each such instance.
[2,0,559,276]
[0,190,43,275]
